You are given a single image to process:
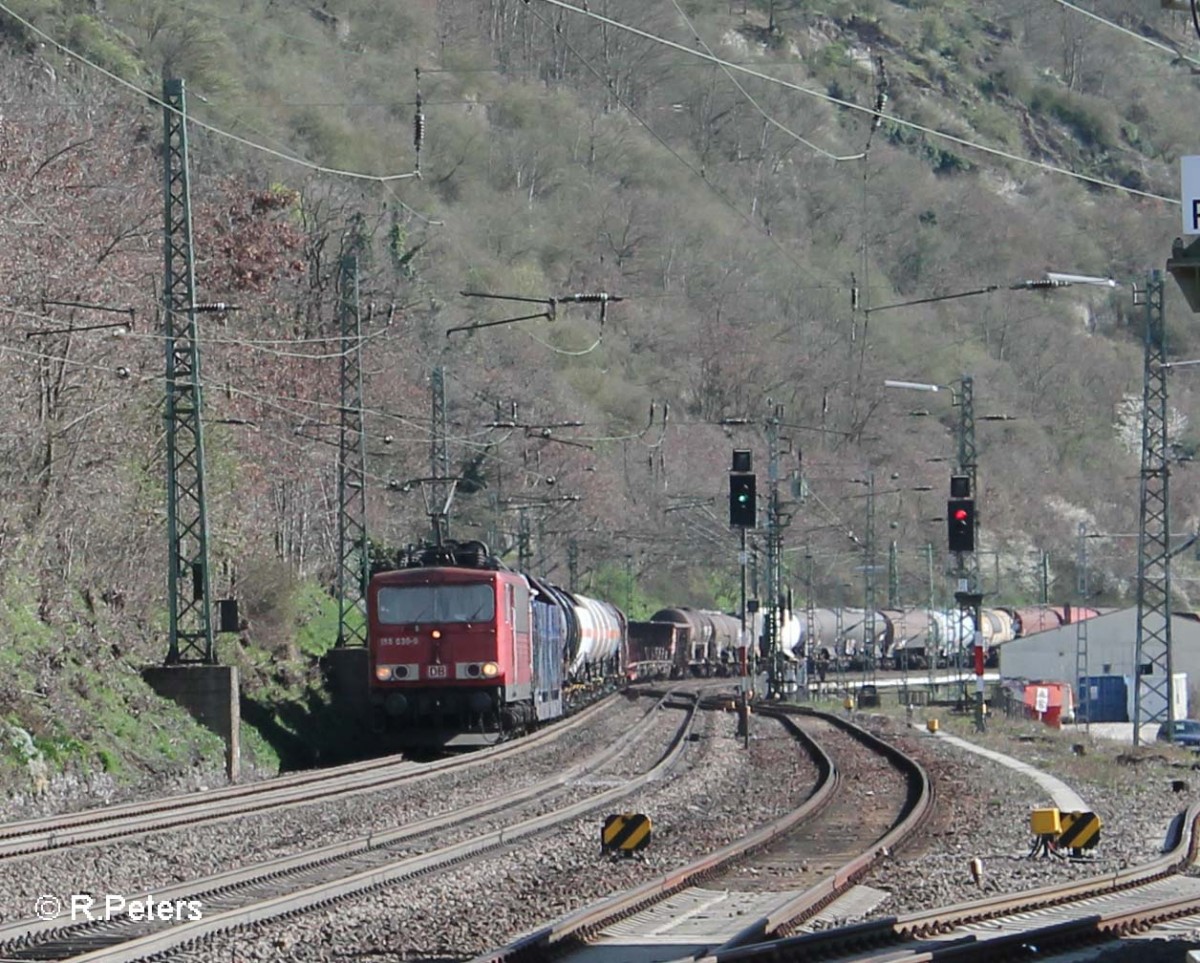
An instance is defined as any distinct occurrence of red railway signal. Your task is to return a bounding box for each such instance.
[947,498,975,552]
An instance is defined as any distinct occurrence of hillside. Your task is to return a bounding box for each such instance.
[0,0,1198,793]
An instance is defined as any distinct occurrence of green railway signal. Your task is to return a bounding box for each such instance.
[729,473,757,528]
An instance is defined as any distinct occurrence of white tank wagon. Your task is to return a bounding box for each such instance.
[928,608,975,665]
[568,594,626,681]
[749,608,801,663]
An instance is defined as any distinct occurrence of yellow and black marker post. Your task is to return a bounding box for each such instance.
[601,813,652,856]
[1057,811,1101,858]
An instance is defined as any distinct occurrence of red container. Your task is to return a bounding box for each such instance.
[1022,681,1075,728]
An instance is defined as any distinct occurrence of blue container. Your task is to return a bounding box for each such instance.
[1077,675,1129,723]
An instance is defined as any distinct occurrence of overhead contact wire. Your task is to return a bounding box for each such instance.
[531,0,1180,204]
[518,0,825,285]
[0,0,418,183]
[666,0,865,162]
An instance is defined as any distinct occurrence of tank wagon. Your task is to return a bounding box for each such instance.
[749,607,802,665]
[792,603,1103,670]
[627,607,742,677]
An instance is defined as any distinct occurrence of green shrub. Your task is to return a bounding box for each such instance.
[1029,86,1115,151]
[66,15,141,81]
[97,748,122,774]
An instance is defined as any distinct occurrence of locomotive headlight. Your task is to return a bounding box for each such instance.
[481,661,500,678]
[374,665,393,682]
[431,629,442,640]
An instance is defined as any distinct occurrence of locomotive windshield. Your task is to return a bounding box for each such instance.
[377,583,496,624]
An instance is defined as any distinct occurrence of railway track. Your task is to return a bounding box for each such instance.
[470,704,933,963]
[686,804,1200,962]
[0,695,622,859]
[0,690,707,962]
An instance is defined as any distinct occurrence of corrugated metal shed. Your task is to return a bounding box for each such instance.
[999,606,1200,717]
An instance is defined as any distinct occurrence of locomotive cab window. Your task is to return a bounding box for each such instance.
[377,584,496,624]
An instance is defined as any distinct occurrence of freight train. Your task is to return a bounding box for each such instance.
[368,540,627,748]
[626,603,1108,676]
[626,607,745,679]
[365,536,1091,746]
[800,604,1104,670]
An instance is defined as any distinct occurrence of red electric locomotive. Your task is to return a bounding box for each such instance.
[368,541,625,748]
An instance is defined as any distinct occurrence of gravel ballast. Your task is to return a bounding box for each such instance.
[4,690,1199,961]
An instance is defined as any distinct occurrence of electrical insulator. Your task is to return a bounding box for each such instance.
[413,66,424,173]
[413,106,426,152]
[1017,279,1070,290]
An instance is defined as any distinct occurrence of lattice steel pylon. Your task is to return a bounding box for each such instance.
[887,539,899,609]
[162,78,215,665]
[1075,522,1090,732]
[764,405,784,693]
[862,471,877,684]
[517,508,531,571]
[1134,271,1173,745]
[430,365,450,545]
[805,552,816,685]
[335,256,368,648]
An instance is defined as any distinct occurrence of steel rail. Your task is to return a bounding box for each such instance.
[0,690,678,953]
[859,885,1200,963]
[708,704,934,952]
[0,695,621,859]
[14,691,701,963]
[695,804,1200,962]
[468,703,914,963]
[895,801,1200,937]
